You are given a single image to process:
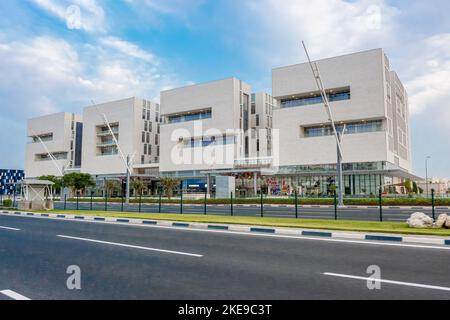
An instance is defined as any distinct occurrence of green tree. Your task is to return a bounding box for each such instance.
[404,179,414,194]
[38,175,62,194]
[104,180,121,198]
[160,177,180,200]
[63,173,95,196]
[130,179,146,199]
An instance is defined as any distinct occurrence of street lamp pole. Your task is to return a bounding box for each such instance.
[425,156,431,198]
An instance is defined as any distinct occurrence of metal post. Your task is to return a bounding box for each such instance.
[260,191,264,218]
[76,192,79,211]
[159,190,162,214]
[204,190,207,215]
[230,192,234,216]
[334,190,338,220]
[253,172,258,197]
[90,192,93,211]
[139,192,142,213]
[295,190,298,219]
[121,193,124,212]
[105,190,108,212]
[64,194,67,210]
[12,188,16,208]
[337,133,344,206]
[432,189,436,220]
[379,188,383,222]
[180,188,183,215]
[126,155,131,204]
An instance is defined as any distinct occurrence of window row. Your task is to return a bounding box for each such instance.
[303,120,383,138]
[281,89,351,109]
[164,109,212,124]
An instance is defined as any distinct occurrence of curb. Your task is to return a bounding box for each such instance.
[2,210,450,247]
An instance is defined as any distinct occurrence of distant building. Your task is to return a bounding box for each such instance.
[0,169,25,195]
[25,112,83,178]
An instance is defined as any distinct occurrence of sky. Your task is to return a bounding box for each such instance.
[0,0,449,179]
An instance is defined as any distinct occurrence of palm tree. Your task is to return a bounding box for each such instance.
[160,177,180,200]
[104,180,120,198]
[130,179,145,199]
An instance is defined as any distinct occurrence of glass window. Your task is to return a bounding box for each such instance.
[281,88,351,109]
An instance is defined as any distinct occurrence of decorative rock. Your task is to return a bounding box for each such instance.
[435,214,448,228]
[407,212,434,229]
[445,216,450,229]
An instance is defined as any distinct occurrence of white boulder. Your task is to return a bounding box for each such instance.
[435,214,448,228]
[446,216,450,229]
[407,212,434,229]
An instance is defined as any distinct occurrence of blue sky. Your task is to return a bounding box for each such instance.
[0,0,449,178]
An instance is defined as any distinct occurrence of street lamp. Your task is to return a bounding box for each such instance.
[425,156,431,198]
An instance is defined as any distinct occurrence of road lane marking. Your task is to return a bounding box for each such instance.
[0,290,31,300]
[0,225,20,231]
[323,272,450,292]
[57,235,203,258]
[3,213,449,251]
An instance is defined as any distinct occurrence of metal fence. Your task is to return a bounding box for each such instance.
[39,189,443,223]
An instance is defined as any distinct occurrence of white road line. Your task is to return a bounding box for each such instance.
[4,213,449,251]
[323,272,450,292]
[0,290,31,300]
[57,235,203,258]
[0,225,20,231]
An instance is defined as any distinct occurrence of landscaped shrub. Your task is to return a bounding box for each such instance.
[2,199,13,208]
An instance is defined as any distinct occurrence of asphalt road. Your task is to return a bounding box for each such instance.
[1,214,450,300]
[55,201,449,222]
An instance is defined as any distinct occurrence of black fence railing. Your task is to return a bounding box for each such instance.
[38,188,443,223]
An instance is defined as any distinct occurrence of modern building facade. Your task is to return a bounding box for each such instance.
[271,48,415,196]
[160,78,252,175]
[24,48,419,197]
[0,169,25,196]
[81,97,160,180]
[25,112,82,178]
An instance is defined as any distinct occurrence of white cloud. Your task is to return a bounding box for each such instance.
[100,37,158,64]
[244,0,399,66]
[31,0,106,32]
[405,33,450,116]
[0,35,183,121]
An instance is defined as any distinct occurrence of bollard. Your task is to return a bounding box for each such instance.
[432,189,436,220]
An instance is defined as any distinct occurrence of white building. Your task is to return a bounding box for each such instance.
[25,112,82,178]
[271,48,417,196]
[81,97,160,183]
[24,48,421,197]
